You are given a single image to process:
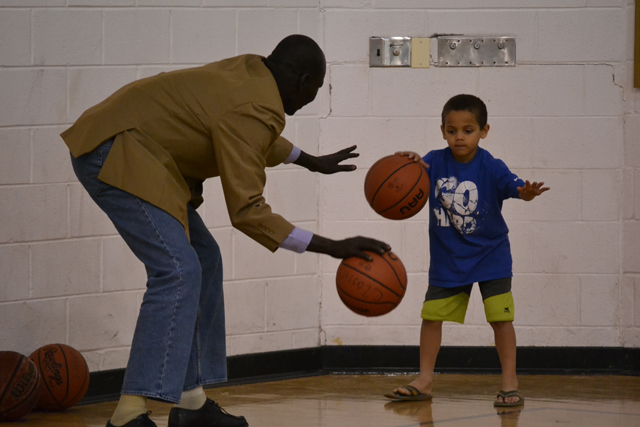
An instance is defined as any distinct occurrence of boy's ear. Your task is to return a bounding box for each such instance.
[480,124,490,139]
[440,124,446,139]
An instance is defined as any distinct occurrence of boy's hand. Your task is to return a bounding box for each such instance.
[518,180,550,201]
[301,145,359,174]
[395,151,429,168]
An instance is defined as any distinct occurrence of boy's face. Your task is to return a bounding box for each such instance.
[440,110,489,163]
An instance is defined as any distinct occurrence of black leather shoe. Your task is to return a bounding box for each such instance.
[168,399,248,427]
[106,412,157,427]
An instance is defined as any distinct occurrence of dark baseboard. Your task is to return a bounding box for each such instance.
[81,345,640,405]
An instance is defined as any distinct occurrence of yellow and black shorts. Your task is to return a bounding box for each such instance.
[421,277,514,324]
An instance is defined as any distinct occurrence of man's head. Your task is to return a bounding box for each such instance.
[264,35,326,116]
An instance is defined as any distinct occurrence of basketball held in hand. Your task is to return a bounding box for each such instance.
[336,251,408,317]
[364,154,429,220]
[29,343,90,411]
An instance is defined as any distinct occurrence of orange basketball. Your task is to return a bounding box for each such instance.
[29,344,90,411]
[336,251,407,317]
[0,351,42,421]
[364,154,429,220]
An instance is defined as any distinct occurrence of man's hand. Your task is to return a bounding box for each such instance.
[307,235,391,260]
[294,146,359,174]
[517,180,550,201]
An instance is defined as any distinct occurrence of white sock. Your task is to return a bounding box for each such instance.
[174,387,207,410]
[110,395,148,426]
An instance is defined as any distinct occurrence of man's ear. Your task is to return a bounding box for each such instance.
[298,73,310,91]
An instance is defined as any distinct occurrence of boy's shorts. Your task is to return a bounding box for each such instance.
[420,277,514,324]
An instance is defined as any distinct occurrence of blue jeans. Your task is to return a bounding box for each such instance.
[70,139,227,403]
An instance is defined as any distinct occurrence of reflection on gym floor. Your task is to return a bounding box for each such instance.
[15,373,640,427]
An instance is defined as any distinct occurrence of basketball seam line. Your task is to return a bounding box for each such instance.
[1,371,40,416]
[379,255,407,291]
[61,345,71,404]
[336,289,397,306]
[379,166,426,215]
[38,346,64,409]
[338,263,404,299]
[370,161,416,206]
[0,357,24,412]
[67,363,89,405]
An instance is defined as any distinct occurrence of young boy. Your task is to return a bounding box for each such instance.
[385,94,549,407]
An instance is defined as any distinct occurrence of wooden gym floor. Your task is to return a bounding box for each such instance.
[15,373,640,427]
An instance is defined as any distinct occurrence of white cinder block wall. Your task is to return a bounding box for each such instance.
[0,0,638,373]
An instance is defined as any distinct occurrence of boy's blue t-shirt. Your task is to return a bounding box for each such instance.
[423,147,524,288]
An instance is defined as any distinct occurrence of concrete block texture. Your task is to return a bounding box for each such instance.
[0,299,67,356]
[33,9,103,66]
[232,230,296,280]
[171,9,236,64]
[635,277,640,327]
[0,9,31,66]
[0,184,67,243]
[67,67,138,122]
[580,275,619,326]
[265,169,318,222]
[532,222,619,274]
[371,68,477,118]
[515,274,581,326]
[502,169,581,222]
[226,330,318,356]
[537,9,626,62]
[266,276,320,332]
[68,292,141,350]
[329,65,370,117]
[580,169,622,221]
[624,114,640,168]
[324,9,425,63]
[427,10,537,62]
[0,128,30,185]
[0,245,30,302]
[623,220,640,273]
[0,69,67,126]
[31,239,102,298]
[479,66,584,118]
[636,170,640,219]
[532,117,623,169]
[32,126,77,184]
[68,183,118,237]
[1,1,638,368]
[225,280,267,336]
[237,9,299,57]
[622,169,634,220]
[102,237,147,292]
[104,9,171,64]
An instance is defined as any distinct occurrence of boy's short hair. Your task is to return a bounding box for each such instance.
[441,94,488,128]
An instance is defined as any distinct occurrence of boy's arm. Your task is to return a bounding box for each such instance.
[517,180,550,201]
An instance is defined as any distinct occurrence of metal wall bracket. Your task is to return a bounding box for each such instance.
[436,36,515,67]
[369,36,412,67]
